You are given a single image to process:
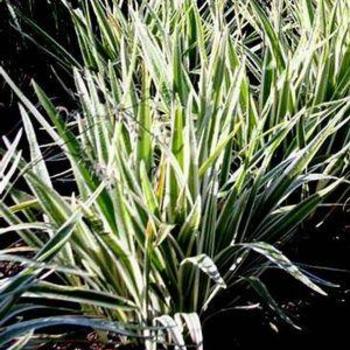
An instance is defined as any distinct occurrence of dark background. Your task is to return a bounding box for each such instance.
[1,2,349,349]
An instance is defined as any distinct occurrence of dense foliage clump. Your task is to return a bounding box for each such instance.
[0,1,349,349]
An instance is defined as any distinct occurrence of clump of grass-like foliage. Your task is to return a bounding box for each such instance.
[0,0,349,349]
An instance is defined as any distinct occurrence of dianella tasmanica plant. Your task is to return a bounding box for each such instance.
[0,0,350,349]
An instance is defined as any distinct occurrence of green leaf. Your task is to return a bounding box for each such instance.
[181,254,226,288]
[246,277,300,330]
[27,281,136,311]
[241,242,326,295]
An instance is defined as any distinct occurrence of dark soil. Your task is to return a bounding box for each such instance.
[204,206,350,350]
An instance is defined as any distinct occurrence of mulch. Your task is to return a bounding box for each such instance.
[38,333,144,350]
[0,260,24,278]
